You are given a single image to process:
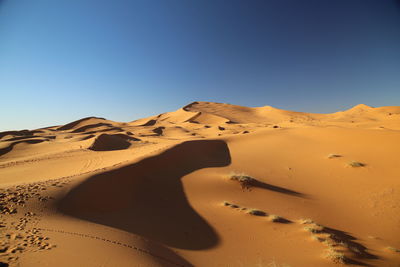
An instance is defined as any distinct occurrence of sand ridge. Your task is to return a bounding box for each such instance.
[1,102,400,266]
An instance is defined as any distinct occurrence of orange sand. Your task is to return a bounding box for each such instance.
[1,102,399,266]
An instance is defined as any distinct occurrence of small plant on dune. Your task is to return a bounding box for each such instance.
[325,248,346,264]
[386,246,400,253]
[299,218,314,225]
[311,235,325,242]
[304,224,324,234]
[223,201,231,206]
[229,172,256,189]
[223,201,239,208]
[327,154,341,159]
[269,215,282,222]
[247,209,267,216]
[322,239,336,247]
[304,226,319,234]
[348,161,365,167]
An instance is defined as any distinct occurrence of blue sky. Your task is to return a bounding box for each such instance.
[1,0,399,131]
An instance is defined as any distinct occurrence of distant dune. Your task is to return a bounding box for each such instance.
[1,102,399,266]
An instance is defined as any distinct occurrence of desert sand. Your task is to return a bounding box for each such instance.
[1,101,399,266]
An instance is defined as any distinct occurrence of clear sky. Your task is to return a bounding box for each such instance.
[1,0,399,131]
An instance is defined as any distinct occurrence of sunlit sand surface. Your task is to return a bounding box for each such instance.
[1,102,399,266]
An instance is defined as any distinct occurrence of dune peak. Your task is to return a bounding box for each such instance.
[348,104,373,110]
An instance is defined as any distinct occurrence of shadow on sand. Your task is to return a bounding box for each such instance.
[0,139,46,157]
[59,140,231,252]
[251,179,306,198]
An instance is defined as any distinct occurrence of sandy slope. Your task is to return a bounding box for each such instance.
[1,101,399,267]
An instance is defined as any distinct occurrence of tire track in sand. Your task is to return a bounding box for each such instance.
[34,227,187,267]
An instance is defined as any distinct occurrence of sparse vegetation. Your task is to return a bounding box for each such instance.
[311,235,325,242]
[328,154,341,159]
[386,246,400,253]
[322,239,335,247]
[348,161,365,167]
[222,201,239,208]
[300,218,377,264]
[269,215,281,222]
[229,172,255,189]
[247,209,266,216]
[325,248,346,264]
[304,224,324,234]
[304,226,319,234]
[299,218,314,224]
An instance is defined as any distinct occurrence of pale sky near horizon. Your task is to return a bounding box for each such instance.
[1,0,400,131]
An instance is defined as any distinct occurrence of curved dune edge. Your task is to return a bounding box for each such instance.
[59,139,231,250]
[88,134,140,151]
[0,101,400,266]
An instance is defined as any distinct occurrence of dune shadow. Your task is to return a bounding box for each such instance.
[323,227,379,263]
[140,119,157,126]
[0,129,34,139]
[71,123,114,133]
[83,127,124,135]
[310,224,379,266]
[0,139,46,157]
[88,134,136,151]
[59,140,231,250]
[250,179,306,198]
[272,217,292,224]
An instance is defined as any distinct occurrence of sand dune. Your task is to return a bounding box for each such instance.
[1,102,399,266]
[89,134,140,151]
[60,140,230,250]
[57,117,109,131]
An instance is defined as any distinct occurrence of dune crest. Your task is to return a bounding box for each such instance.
[88,134,140,151]
[1,101,400,266]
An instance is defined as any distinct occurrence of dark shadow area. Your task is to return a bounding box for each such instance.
[272,217,292,224]
[250,210,267,216]
[251,179,306,197]
[59,140,231,250]
[83,127,124,135]
[152,126,165,136]
[79,134,96,141]
[310,225,379,266]
[0,129,35,139]
[3,135,46,142]
[140,119,157,126]
[0,145,11,157]
[0,139,45,157]
[89,134,134,151]
[324,227,379,262]
[182,101,199,111]
[72,123,114,133]
[232,177,306,198]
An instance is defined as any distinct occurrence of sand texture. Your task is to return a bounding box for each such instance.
[1,102,400,266]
